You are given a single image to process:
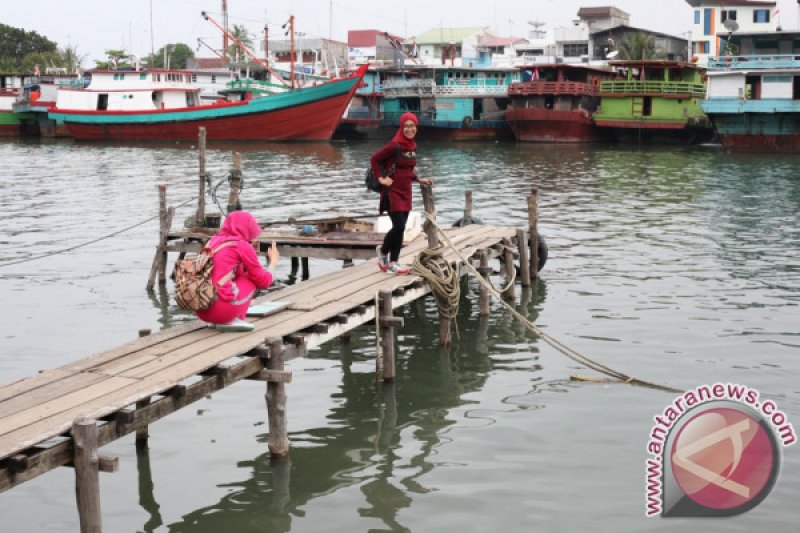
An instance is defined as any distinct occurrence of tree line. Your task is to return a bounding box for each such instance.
[0,22,261,74]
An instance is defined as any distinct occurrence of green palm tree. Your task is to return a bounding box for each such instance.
[227,24,253,62]
[617,32,665,60]
[60,44,87,74]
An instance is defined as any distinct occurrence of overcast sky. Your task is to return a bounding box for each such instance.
[4,0,799,65]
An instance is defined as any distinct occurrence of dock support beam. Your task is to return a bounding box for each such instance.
[227,152,242,213]
[516,229,531,287]
[135,329,152,447]
[528,188,539,281]
[146,185,175,290]
[378,290,403,381]
[72,418,102,533]
[266,338,290,457]
[478,250,490,316]
[195,127,207,225]
[421,183,451,346]
[503,237,517,300]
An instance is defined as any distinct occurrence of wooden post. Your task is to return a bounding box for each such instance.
[528,188,539,281]
[265,338,289,457]
[378,290,398,381]
[420,183,439,248]
[478,250,490,316]
[227,152,242,213]
[136,329,152,447]
[516,228,531,287]
[421,183,451,343]
[463,190,473,225]
[195,127,207,225]
[72,418,102,533]
[301,257,310,280]
[147,184,172,290]
[503,237,517,300]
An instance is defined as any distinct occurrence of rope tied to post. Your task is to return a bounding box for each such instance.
[423,212,682,394]
[411,244,460,321]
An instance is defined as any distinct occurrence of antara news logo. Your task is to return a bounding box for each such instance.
[645,383,797,517]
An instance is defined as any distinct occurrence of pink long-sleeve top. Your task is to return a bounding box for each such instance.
[206,211,273,302]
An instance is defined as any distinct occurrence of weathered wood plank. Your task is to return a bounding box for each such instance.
[0,373,107,419]
[0,377,137,439]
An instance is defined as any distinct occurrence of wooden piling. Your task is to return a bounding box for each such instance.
[420,184,439,248]
[516,229,531,287]
[227,152,242,213]
[478,250,490,316]
[135,329,152,447]
[195,127,207,225]
[378,290,402,381]
[146,185,175,290]
[528,188,539,280]
[72,418,102,533]
[301,257,310,280]
[463,190,473,224]
[420,183,451,345]
[503,237,517,300]
[265,338,290,457]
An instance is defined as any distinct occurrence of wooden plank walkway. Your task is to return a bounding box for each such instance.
[0,223,518,493]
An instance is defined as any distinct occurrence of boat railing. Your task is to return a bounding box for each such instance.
[0,88,20,97]
[382,78,508,97]
[599,80,706,97]
[508,81,598,96]
[225,79,287,94]
[707,54,800,70]
[58,78,91,89]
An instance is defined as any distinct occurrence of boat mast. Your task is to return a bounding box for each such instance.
[201,11,290,87]
[222,0,229,59]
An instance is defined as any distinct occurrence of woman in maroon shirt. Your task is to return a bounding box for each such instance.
[370,112,432,274]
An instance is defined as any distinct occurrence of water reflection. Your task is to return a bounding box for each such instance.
[160,287,545,532]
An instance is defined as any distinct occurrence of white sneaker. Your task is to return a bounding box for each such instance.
[216,318,255,332]
[376,245,388,271]
[387,263,410,275]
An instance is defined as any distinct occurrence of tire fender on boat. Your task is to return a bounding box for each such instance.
[462,116,473,127]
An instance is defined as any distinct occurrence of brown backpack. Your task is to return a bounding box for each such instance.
[174,241,236,311]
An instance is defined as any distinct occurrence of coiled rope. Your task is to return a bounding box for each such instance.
[424,214,682,394]
[411,245,461,320]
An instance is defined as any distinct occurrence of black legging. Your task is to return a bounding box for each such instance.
[381,211,409,262]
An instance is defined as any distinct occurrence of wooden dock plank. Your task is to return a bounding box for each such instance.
[0,373,108,420]
[0,223,522,462]
[0,377,137,440]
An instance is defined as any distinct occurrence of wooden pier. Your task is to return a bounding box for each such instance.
[0,133,544,532]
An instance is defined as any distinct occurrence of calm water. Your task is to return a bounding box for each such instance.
[0,138,798,532]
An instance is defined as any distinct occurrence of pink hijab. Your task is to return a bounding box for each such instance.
[392,112,418,150]
[208,210,261,248]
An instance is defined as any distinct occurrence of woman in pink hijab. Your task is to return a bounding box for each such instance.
[370,112,432,274]
[195,210,279,331]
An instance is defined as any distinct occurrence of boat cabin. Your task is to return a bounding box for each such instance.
[55,69,202,112]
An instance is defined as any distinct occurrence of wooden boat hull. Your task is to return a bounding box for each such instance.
[506,108,599,143]
[49,67,366,142]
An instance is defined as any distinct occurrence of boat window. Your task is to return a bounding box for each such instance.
[793,77,800,100]
[140,73,147,80]
[97,94,108,111]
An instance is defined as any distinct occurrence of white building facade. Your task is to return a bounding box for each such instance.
[686,0,778,64]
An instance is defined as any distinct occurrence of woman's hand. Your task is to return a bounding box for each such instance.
[378,176,393,187]
[418,178,433,186]
[267,240,280,268]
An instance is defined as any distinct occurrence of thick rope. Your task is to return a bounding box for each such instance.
[425,214,682,394]
[411,245,460,320]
